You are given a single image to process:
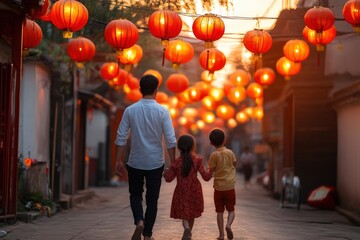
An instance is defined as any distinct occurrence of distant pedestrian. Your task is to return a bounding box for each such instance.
[163,134,213,240]
[114,74,177,240]
[208,129,237,240]
[240,146,255,188]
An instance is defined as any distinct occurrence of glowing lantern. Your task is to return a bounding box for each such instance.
[127,76,140,90]
[283,39,310,63]
[243,29,272,69]
[202,96,216,110]
[155,91,169,104]
[188,87,202,102]
[100,62,118,80]
[143,69,163,87]
[192,14,225,48]
[23,0,51,19]
[66,37,96,68]
[118,44,143,71]
[227,118,237,129]
[343,0,360,32]
[246,83,263,99]
[227,87,246,104]
[199,48,226,78]
[51,0,89,38]
[254,67,275,87]
[252,107,264,120]
[195,82,211,99]
[236,111,248,124]
[111,68,130,86]
[202,111,216,124]
[104,19,139,57]
[216,104,235,120]
[23,18,43,55]
[165,39,194,69]
[276,56,302,80]
[228,69,251,87]
[126,89,142,102]
[148,10,182,46]
[166,73,189,93]
[303,26,336,51]
[304,6,335,33]
[39,10,52,22]
[201,70,213,83]
[169,108,179,119]
[177,90,192,104]
[209,87,224,102]
[196,120,205,129]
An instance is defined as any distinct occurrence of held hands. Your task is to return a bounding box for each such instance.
[115,161,126,176]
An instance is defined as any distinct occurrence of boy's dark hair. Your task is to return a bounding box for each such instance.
[140,74,159,96]
[177,135,194,177]
[209,128,225,147]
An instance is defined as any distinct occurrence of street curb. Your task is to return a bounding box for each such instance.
[336,207,360,226]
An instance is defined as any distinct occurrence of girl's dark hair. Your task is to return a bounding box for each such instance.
[177,135,194,177]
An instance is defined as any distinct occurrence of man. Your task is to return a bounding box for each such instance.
[114,74,176,240]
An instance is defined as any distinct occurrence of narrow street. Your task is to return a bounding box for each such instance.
[2,174,360,240]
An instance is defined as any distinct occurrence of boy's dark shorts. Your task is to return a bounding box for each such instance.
[214,189,236,212]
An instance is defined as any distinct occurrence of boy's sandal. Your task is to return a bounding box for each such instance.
[226,227,234,240]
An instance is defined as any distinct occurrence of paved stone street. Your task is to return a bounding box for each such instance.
[1,174,360,240]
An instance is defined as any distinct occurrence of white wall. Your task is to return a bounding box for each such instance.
[336,103,360,212]
[86,110,108,159]
[19,62,50,163]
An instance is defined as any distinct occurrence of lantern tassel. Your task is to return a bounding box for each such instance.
[162,48,166,67]
[317,51,320,66]
[206,50,209,70]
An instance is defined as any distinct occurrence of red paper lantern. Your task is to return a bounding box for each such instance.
[155,91,169,104]
[118,44,143,71]
[100,62,119,80]
[303,26,336,51]
[112,68,130,86]
[254,67,275,87]
[104,19,139,57]
[126,89,142,102]
[66,37,96,68]
[304,6,335,33]
[23,0,51,19]
[276,56,302,80]
[283,39,310,63]
[165,39,194,69]
[143,69,163,87]
[192,14,225,48]
[148,10,182,46]
[216,104,235,120]
[243,29,272,55]
[23,18,43,54]
[243,29,272,69]
[127,76,140,90]
[247,83,263,99]
[228,69,251,87]
[199,48,226,76]
[51,0,88,38]
[227,87,246,104]
[343,0,360,32]
[166,73,189,93]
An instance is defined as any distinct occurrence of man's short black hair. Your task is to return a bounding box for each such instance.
[209,128,225,147]
[140,74,159,96]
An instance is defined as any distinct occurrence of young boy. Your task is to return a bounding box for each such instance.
[208,128,237,240]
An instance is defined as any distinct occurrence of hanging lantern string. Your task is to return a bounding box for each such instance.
[162,48,166,67]
[206,49,209,70]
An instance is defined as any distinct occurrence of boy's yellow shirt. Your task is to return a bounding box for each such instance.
[208,146,236,191]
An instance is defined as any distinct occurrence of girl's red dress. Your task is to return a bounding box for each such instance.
[164,154,212,220]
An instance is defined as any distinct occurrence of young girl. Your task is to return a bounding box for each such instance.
[164,134,213,240]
